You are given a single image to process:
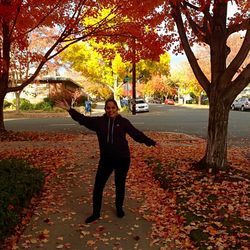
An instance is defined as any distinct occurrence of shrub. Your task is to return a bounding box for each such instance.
[3,100,13,109]
[0,159,45,243]
[34,101,51,111]
[12,98,34,110]
[43,98,55,107]
[34,98,55,111]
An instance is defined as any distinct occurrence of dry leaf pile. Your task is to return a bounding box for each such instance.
[0,131,249,249]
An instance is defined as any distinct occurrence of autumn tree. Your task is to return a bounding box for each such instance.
[171,61,204,104]
[60,39,171,103]
[0,0,164,131]
[142,74,175,99]
[8,29,55,113]
[181,34,250,104]
[134,53,172,98]
[2,0,247,172]
[136,52,171,83]
[158,0,250,170]
[60,41,129,103]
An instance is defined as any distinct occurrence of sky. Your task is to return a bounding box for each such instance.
[170,53,187,69]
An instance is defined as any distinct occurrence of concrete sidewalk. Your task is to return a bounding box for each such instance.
[2,136,167,250]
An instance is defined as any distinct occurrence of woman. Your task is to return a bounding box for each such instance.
[56,98,156,223]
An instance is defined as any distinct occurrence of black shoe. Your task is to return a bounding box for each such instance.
[116,209,125,218]
[85,214,100,223]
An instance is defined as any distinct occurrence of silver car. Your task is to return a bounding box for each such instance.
[231,97,250,111]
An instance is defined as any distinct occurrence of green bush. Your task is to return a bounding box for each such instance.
[20,98,34,110]
[43,98,55,107]
[0,159,45,243]
[13,98,34,110]
[4,100,13,109]
[34,98,54,111]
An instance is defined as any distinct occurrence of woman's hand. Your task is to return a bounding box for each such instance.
[55,99,71,111]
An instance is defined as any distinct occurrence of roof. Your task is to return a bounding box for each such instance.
[39,76,82,88]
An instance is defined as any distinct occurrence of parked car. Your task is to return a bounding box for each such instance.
[231,97,250,111]
[164,99,175,105]
[145,97,162,104]
[130,98,149,112]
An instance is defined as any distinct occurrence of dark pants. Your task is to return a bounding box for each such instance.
[92,157,130,215]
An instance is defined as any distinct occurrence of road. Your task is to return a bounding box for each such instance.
[4,104,250,146]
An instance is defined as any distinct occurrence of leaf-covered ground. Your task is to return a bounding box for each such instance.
[0,131,249,249]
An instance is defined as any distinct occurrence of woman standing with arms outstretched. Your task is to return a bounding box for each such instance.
[56,98,157,223]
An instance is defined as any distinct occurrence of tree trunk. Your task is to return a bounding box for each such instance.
[113,76,121,108]
[198,95,201,105]
[15,91,21,114]
[0,94,6,131]
[202,99,230,171]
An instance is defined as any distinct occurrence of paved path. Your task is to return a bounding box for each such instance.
[1,138,166,250]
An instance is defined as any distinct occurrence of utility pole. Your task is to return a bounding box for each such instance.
[132,37,136,115]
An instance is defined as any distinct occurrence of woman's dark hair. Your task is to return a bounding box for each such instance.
[104,98,119,109]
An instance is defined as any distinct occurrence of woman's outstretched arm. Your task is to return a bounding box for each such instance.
[55,98,98,131]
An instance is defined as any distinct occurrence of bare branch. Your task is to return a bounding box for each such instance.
[223,63,250,103]
[181,2,212,45]
[183,1,199,11]
[233,63,250,88]
[227,18,250,37]
[47,13,122,60]
[221,28,250,84]
[171,4,210,94]
[7,61,46,92]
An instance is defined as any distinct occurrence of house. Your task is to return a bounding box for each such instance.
[5,76,85,104]
[39,76,84,98]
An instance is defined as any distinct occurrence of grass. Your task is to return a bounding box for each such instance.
[0,159,45,244]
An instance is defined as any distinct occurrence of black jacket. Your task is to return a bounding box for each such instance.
[68,108,156,159]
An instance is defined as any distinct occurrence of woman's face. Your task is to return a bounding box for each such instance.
[105,101,119,118]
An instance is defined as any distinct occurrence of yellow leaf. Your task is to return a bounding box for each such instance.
[87,240,95,246]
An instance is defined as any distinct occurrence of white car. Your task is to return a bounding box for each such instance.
[130,98,149,112]
[231,97,250,111]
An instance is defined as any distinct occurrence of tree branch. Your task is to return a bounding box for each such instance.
[6,31,65,92]
[182,1,212,45]
[9,0,23,37]
[6,4,121,93]
[20,0,66,38]
[233,63,250,89]
[224,63,250,103]
[183,1,199,11]
[221,28,250,84]
[171,4,210,94]
[181,2,206,43]
[227,18,250,37]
